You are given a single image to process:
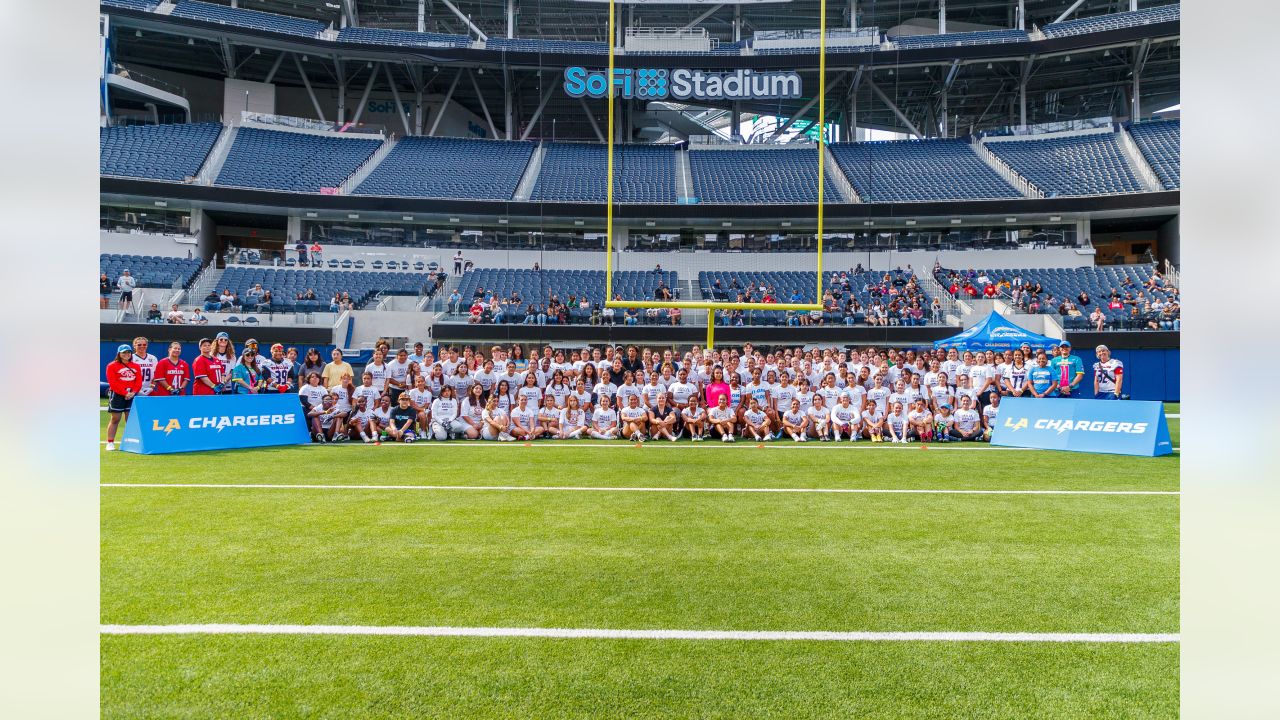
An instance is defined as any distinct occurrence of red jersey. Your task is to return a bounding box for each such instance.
[191,354,226,395]
[153,357,192,396]
[106,360,142,396]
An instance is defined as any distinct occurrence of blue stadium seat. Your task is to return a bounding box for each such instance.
[689,148,842,204]
[100,122,222,182]
[831,139,1022,201]
[354,137,534,199]
[100,254,203,288]
[217,266,426,314]
[1042,4,1179,38]
[215,127,382,192]
[338,26,470,48]
[984,132,1144,196]
[532,143,678,203]
[170,0,326,38]
[1128,119,1180,189]
[891,29,1028,49]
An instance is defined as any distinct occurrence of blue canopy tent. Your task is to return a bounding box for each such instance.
[933,311,1062,352]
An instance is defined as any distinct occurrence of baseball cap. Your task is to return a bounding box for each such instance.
[198,337,212,345]
[215,331,230,340]
[1059,341,1072,348]
[117,344,133,354]
[940,403,951,410]
[271,343,284,352]
[245,338,259,347]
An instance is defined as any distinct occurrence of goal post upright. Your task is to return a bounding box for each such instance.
[603,0,829,348]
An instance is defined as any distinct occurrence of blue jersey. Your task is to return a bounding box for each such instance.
[1049,355,1085,391]
[1028,366,1055,395]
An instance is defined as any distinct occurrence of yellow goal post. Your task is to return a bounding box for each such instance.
[602,0,830,345]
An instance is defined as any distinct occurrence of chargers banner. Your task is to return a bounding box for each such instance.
[990,397,1172,457]
[120,395,310,455]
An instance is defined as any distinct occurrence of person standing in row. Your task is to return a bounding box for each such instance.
[104,345,141,452]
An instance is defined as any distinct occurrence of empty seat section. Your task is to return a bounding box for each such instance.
[1042,4,1179,38]
[217,267,426,313]
[831,139,1021,201]
[170,0,326,37]
[531,143,677,203]
[101,254,203,288]
[689,148,842,204]
[984,132,1144,196]
[455,270,678,316]
[215,127,382,192]
[486,37,609,54]
[892,29,1028,49]
[1128,119,1180,189]
[354,137,534,199]
[338,26,471,48]
[100,122,222,181]
[102,0,158,10]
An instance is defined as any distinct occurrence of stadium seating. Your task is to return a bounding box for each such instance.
[215,127,382,192]
[983,132,1144,196]
[1042,4,1179,38]
[1128,119,1180,189]
[452,269,678,323]
[689,148,842,204]
[338,27,470,48]
[353,137,534,199]
[830,140,1022,201]
[170,0,326,38]
[101,0,158,11]
[101,254,203,288]
[935,264,1178,327]
[100,122,222,182]
[891,29,1028,49]
[486,37,610,54]
[699,269,932,325]
[531,143,678,203]
[217,267,426,313]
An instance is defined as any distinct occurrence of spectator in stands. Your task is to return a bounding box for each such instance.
[257,290,273,312]
[1077,291,1092,307]
[1090,306,1107,331]
[100,272,111,309]
[116,270,137,312]
[166,304,185,324]
[189,308,208,325]
[654,282,672,301]
[624,307,639,326]
[295,240,308,266]
[309,241,323,265]
[145,303,163,324]
[246,284,265,307]
[218,288,235,309]
[330,293,343,313]
[930,298,943,324]
[201,291,220,312]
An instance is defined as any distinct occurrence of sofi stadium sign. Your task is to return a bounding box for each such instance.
[564,66,803,101]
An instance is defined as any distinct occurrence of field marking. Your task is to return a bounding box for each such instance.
[101,483,1178,496]
[99,624,1178,643]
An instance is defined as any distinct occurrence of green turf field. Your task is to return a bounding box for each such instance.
[100,403,1179,718]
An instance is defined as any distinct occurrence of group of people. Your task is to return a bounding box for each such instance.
[103,337,1126,450]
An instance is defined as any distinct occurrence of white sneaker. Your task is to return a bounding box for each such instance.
[799,434,807,442]
[499,432,514,442]
[726,433,735,442]
[104,442,115,452]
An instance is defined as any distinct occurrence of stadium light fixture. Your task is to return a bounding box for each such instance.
[905,220,917,226]
[722,222,732,227]
[402,215,414,221]
[1005,217,1017,223]
[863,220,874,226]
[305,212,318,218]
[951,218,962,224]
[575,220,585,226]
[645,221,656,227]
[154,201,167,207]
[1049,215,1062,222]
[348,214,359,219]
[448,217,460,223]
[301,55,308,62]
[781,221,792,227]
[498,218,509,224]
[188,38,194,45]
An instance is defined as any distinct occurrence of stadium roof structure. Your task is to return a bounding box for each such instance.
[103,0,1179,141]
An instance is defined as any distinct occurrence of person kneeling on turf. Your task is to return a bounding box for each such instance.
[681,396,707,441]
[620,394,649,442]
[348,395,377,443]
[429,386,460,441]
[806,394,832,441]
[648,393,679,441]
[558,395,588,439]
[950,396,984,441]
[385,393,419,442]
[481,396,515,441]
[907,399,934,443]
[589,395,620,439]
[708,394,736,442]
[742,398,772,441]
[509,394,542,441]
[781,399,808,441]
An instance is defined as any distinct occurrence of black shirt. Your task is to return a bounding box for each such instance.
[390,406,416,429]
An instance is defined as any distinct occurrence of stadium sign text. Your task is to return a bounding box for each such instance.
[990,397,1171,457]
[121,394,310,455]
[564,66,803,101]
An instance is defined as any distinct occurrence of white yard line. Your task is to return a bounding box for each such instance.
[100,483,1178,496]
[99,623,1178,643]
[99,440,1181,452]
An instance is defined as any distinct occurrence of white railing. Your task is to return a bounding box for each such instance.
[823,146,860,203]
[971,139,1044,199]
[196,125,236,185]
[1163,258,1179,288]
[339,136,398,195]
[1116,127,1163,191]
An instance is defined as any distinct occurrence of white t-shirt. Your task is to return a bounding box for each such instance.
[831,403,858,425]
[1004,363,1029,391]
[806,405,829,425]
[1094,359,1124,392]
[371,406,391,426]
[620,405,648,423]
[592,382,618,406]
[616,383,644,408]
[430,398,458,423]
[298,384,328,409]
[772,383,797,410]
[517,385,543,407]
[642,383,665,407]
[510,405,539,430]
[365,362,388,391]
[407,387,433,410]
[861,409,884,427]
[816,386,841,408]
[460,399,484,423]
[951,409,978,433]
[668,381,698,405]
[982,404,1000,426]
[886,412,908,433]
[867,387,890,415]
[794,390,814,413]
[592,408,618,430]
[708,406,735,423]
[386,359,412,389]
[351,385,381,413]
[744,409,767,427]
[782,410,806,428]
[560,408,586,428]
[328,386,351,413]
[908,409,933,426]
[547,383,572,408]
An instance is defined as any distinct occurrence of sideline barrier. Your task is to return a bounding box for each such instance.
[990,397,1172,457]
[120,394,310,455]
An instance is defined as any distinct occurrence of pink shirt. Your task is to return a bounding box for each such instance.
[705,382,730,409]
